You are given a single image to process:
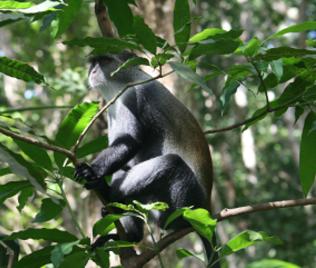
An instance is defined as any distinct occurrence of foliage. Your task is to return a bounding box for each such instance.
[0,0,315,267]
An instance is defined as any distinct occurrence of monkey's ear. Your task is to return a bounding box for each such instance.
[117,51,136,62]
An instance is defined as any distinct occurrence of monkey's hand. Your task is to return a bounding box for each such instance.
[74,163,103,190]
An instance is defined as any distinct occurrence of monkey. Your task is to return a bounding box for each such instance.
[75,52,217,265]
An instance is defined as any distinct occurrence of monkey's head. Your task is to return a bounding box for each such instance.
[88,52,136,89]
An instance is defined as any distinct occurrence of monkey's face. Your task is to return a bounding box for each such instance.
[88,55,125,89]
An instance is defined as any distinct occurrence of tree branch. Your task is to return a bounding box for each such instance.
[216,197,316,221]
[0,126,77,164]
[131,197,316,268]
[0,105,73,115]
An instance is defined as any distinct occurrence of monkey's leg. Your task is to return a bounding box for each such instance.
[110,154,207,211]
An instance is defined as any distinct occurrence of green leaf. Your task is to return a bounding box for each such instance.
[77,135,108,159]
[183,208,217,242]
[51,241,80,268]
[0,181,31,204]
[93,214,122,236]
[246,259,300,268]
[0,0,61,14]
[64,37,138,53]
[190,39,240,59]
[0,57,44,83]
[269,21,316,39]
[176,248,204,262]
[102,0,134,36]
[299,112,316,195]
[270,59,284,81]
[257,47,316,61]
[94,249,110,268]
[237,37,261,57]
[190,28,242,43]
[220,230,282,257]
[0,13,26,27]
[102,240,135,251]
[55,0,83,38]
[0,167,11,177]
[59,251,89,268]
[131,201,169,215]
[4,228,78,243]
[133,16,157,54]
[15,140,52,171]
[14,246,54,268]
[220,80,239,111]
[173,0,191,52]
[54,102,99,168]
[34,198,65,223]
[170,62,212,92]
[164,207,191,229]
[17,187,33,212]
[0,1,33,9]
[0,144,46,192]
[110,57,149,77]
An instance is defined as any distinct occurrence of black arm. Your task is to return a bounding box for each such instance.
[91,134,140,178]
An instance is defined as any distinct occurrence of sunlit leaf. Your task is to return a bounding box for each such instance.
[54,102,99,168]
[93,214,122,236]
[0,0,61,14]
[132,200,169,212]
[0,57,44,83]
[190,28,242,43]
[0,1,33,9]
[236,37,261,57]
[299,112,316,195]
[220,230,282,257]
[183,208,217,242]
[269,21,316,39]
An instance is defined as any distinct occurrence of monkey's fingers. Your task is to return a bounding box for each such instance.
[74,163,98,182]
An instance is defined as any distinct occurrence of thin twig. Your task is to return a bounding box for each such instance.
[58,180,86,238]
[251,60,272,111]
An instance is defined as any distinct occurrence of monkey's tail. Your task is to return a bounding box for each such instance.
[200,235,221,268]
